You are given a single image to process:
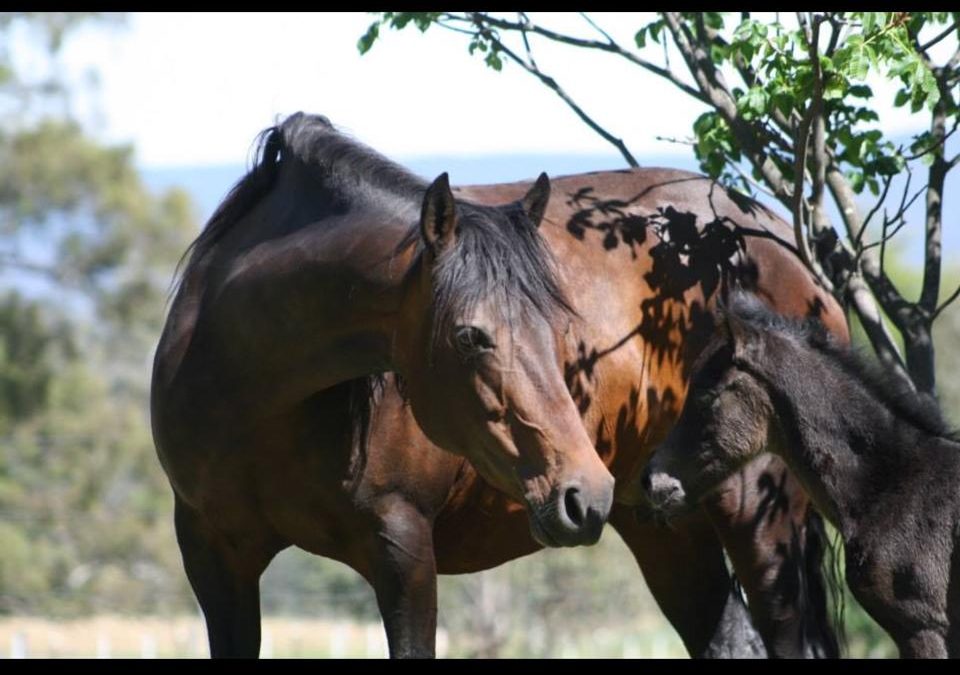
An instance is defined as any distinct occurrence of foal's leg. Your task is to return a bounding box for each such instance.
[896,630,949,658]
[365,495,438,659]
[609,504,767,658]
[174,496,278,658]
[704,455,840,658]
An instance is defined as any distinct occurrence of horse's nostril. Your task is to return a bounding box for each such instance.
[563,486,585,528]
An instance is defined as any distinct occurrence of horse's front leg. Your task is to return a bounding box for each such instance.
[896,629,949,658]
[704,454,841,658]
[611,503,767,658]
[367,495,438,658]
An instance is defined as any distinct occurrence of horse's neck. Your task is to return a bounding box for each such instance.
[273,214,422,384]
[181,197,425,410]
[761,352,887,536]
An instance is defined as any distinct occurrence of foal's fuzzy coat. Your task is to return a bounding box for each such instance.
[643,291,960,658]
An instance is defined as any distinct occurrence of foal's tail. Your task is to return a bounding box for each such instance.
[800,508,846,658]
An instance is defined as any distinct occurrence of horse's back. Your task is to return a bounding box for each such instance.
[459,167,847,343]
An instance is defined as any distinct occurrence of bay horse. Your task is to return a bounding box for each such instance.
[151,113,615,657]
[643,291,960,657]
[153,113,848,658]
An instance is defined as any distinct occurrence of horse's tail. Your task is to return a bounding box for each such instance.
[171,118,288,292]
[800,508,846,658]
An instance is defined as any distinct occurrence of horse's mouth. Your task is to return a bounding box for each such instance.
[636,494,694,527]
[528,513,560,548]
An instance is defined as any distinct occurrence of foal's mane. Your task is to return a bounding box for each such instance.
[725,290,957,442]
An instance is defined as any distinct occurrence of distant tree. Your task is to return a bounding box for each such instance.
[0,12,199,616]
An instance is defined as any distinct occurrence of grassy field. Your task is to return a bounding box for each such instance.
[0,615,688,658]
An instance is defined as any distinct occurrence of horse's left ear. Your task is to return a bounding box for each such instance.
[521,172,551,228]
[421,172,458,253]
[724,309,757,362]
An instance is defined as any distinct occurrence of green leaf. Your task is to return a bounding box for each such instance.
[710,42,728,64]
[704,12,725,30]
[357,21,380,55]
[650,21,663,43]
[873,155,902,176]
[634,28,647,49]
[848,170,866,193]
[823,74,848,100]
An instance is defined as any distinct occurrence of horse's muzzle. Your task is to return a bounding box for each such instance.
[639,467,688,518]
[529,476,613,547]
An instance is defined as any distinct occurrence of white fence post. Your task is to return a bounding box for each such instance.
[96,632,111,658]
[10,632,27,659]
[140,632,157,658]
[329,623,347,658]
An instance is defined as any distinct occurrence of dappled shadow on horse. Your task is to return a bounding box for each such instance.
[643,290,960,658]
[552,171,843,657]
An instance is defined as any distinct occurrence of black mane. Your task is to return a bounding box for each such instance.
[176,112,573,350]
[725,290,957,442]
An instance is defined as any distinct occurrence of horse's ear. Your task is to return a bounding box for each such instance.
[724,309,756,361]
[521,172,551,228]
[421,172,457,253]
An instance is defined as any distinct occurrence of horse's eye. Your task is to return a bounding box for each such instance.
[453,326,495,359]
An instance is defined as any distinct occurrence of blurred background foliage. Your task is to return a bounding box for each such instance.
[1,11,957,658]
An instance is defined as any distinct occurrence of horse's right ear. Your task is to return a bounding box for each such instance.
[521,172,551,228]
[420,173,457,254]
[722,307,757,362]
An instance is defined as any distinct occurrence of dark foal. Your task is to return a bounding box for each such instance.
[643,291,960,658]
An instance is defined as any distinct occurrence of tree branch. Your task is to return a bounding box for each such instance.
[790,14,834,292]
[845,273,911,382]
[461,13,710,104]
[465,17,640,167]
[662,12,795,209]
[919,96,948,314]
[920,19,959,51]
[933,282,960,320]
[855,172,895,247]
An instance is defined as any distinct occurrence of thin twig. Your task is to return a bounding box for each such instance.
[468,18,640,167]
[933,282,960,319]
[579,12,616,45]
[728,158,781,202]
[654,134,696,146]
[855,173,895,247]
[460,13,709,104]
[920,20,959,52]
[865,216,909,254]
[903,115,960,161]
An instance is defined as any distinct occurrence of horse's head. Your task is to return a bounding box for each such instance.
[640,294,778,520]
[397,172,614,547]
